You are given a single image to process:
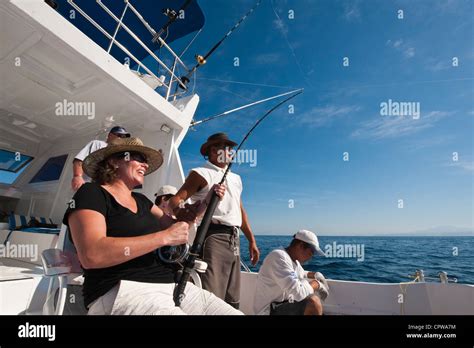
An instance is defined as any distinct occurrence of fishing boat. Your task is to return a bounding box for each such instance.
[0,0,472,316]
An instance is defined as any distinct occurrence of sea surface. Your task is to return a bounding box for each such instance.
[239,236,474,284]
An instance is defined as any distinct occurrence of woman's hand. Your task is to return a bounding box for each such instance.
[162,221,189,246]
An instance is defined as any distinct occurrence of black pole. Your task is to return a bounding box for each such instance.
[181,0,262,83]
[152,0,194,44]
[173,89,303,306]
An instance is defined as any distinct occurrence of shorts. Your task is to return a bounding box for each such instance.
[270,298,309,315]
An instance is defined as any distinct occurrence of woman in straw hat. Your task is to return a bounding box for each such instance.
[63,137,241,315]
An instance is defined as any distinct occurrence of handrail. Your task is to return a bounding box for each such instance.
[67,0,170,90]
[107,1,129,53]
[95,0,187,90]
[240,259,251,272]
[125,0,190,72]
[407,269,458,283]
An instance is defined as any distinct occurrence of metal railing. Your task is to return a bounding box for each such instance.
[408,269,458,283]
[67,0,193,100]
[240,259,251,272]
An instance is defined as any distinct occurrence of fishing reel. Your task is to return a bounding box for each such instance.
[157,244,189,264]
[195,55,207,66]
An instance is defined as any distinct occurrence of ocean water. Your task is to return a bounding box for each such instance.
[239,236,474,284]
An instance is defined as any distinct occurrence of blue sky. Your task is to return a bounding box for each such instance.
[1,0,472,236]
[175,0,473,235]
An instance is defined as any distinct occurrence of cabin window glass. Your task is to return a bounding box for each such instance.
[0,150,34,184]
[29,154,68,184]
[0,149,34,173]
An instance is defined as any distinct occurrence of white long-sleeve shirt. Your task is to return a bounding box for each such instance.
[253,248,313,315]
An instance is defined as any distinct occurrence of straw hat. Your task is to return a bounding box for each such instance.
[82,137,163,178]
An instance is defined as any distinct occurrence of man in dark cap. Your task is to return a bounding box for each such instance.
[71,126,130,191]
[168,132,260,308]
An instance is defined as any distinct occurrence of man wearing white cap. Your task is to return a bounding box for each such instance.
[154,185,178,217]
[253,230,329,315]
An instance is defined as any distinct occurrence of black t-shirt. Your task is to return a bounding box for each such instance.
[62,183,175,308]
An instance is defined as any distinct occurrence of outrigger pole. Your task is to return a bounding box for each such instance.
[180,0,262,86]
[173,88,303,306]
[190,89,304,127]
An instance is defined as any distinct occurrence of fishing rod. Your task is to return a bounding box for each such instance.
[173,88,303,306]
[190,89,304,127]
[179,0,262,87]
[152,0,194,44]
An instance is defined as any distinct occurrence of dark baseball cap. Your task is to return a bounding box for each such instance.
[109,126,130,137]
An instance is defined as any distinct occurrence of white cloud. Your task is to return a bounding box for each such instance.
[272,18,288,35]
[426,60,450,72]
[297,105,361,128]
[393,39,403,48]
[343,1,361,21]
[351,111,451,140]
[446,161,474,172]
[386,38,416,59]
[253,53,281,65]
[403,47,416,58]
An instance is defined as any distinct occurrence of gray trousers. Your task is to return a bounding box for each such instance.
[201,230,241,308]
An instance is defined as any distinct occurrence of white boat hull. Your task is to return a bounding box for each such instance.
[239,271,474,315]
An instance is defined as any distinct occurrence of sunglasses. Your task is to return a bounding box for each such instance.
[214,143,234,150]
[116,151,148,164]
[112,133,130,139]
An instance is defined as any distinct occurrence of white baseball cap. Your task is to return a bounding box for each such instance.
[294,229,325,256]
[154,185,177,197]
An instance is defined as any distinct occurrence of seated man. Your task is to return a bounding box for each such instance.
[253,230,329,315]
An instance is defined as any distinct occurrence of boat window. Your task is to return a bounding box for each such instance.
[0,149,34,173]
[29,154,68,184]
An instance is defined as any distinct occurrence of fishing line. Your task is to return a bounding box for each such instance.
[270,0,314,88]
[197,77,298,90]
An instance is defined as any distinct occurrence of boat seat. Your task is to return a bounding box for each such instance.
[0,258,43,281]
[0,229,10,244]
[40,224,86,315]
[3,230,59,266]
[8,212,59,234]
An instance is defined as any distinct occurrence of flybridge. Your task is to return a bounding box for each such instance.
[47,0,206,101]
[51,0,205,61]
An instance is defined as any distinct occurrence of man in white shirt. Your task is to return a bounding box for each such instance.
[168,132,260,308]
[253,230,329,315]
[71,126,130,191]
